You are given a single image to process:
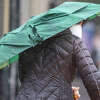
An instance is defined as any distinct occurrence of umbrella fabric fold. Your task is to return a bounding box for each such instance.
[0,2,100,69]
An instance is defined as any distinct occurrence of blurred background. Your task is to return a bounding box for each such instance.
[0,0,100,100]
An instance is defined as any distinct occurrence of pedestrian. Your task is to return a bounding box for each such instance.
[0,2,100,100]
[17,21,100,100]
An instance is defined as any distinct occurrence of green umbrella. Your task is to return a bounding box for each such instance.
[0,2,100,69]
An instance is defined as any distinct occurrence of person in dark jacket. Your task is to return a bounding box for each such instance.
[16,22,100,100]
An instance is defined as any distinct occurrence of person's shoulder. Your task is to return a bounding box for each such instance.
[70,34,82,46]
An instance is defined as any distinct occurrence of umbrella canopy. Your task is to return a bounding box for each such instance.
[0,2,100,69]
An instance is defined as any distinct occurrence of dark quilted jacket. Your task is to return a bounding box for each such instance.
[16,29,100,100]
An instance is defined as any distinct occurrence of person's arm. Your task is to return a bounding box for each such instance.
[73,38,100,100]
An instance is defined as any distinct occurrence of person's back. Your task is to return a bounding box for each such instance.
[16,29,100,100]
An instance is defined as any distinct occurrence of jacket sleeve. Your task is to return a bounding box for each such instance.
[73,38,100,100]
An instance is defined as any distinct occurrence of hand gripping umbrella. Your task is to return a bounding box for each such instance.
[0,2,100,69]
